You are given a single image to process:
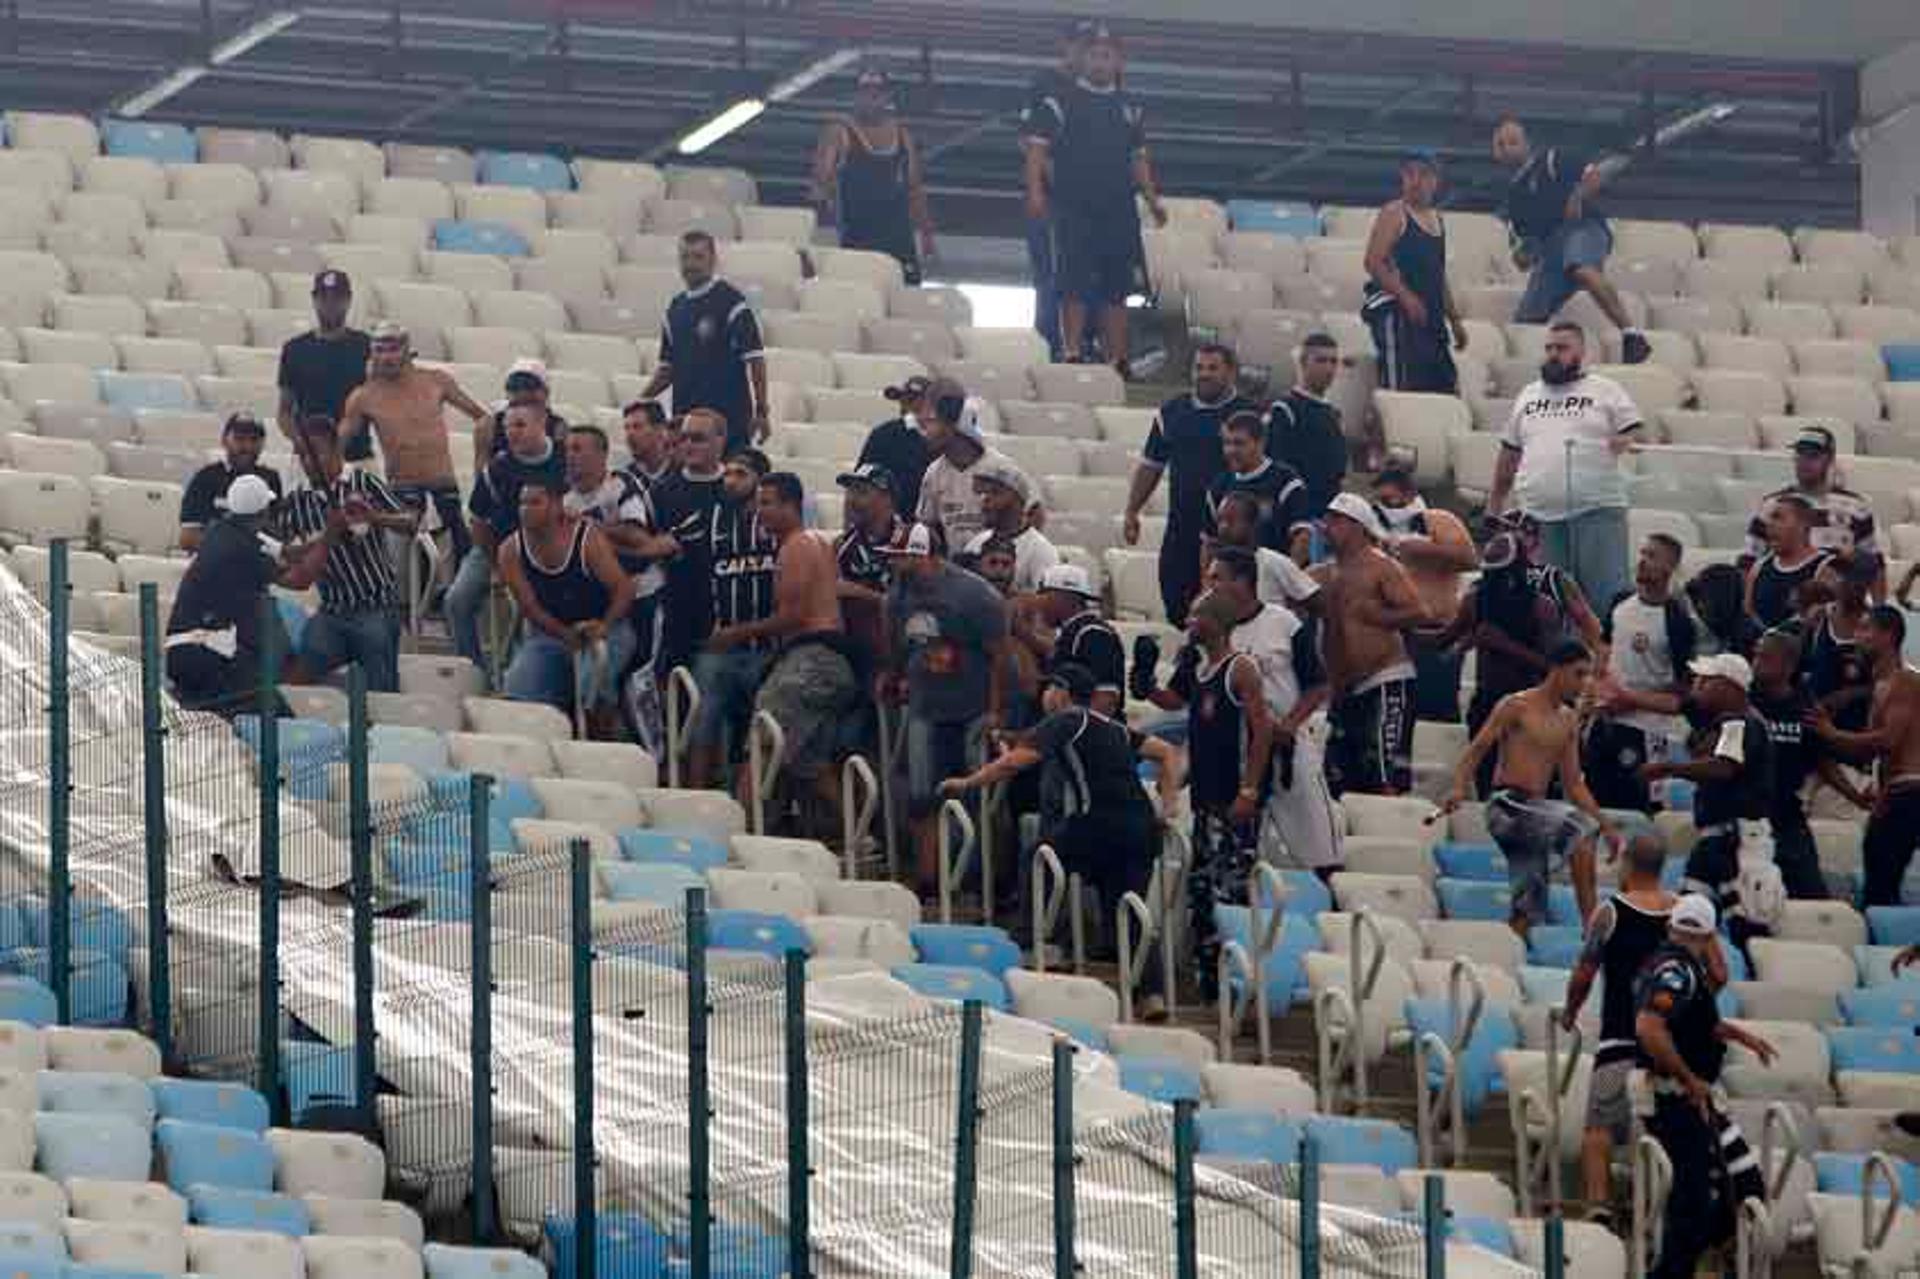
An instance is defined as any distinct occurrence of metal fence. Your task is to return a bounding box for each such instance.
[3,538,1576,1279]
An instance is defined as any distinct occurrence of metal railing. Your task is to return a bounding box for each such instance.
[1029,844,1086,976]
[1508,1013,1584,1217]
[1412,958,1486,1169]
[1314,907,1388,1113]
[1854,1152,1906,1274]
[875,702,907,877]
[1631,1133,1673,1279]
[936,798,977,925]
[1215,863,1284,1065]
[1115,885,1156,1025]
[839,754,881,879]
[746,709,786,835]
[664,663,701,788]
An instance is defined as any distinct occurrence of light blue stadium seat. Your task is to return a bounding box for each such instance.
[274,594,309,654]
[155,1117,276,1192]
[0,976,56,1027]
[1405,1211,1513,1257]
[889,963,1011,1010]
[1519,966,1570,1006]
[34,1111,152,1181]
[598,862,705,904]
[1882,344,1920,382]
[673,1220,784,1273]
[0,950,128,1027]
[433,219,532,257]
[384,837,484,890]
[543,1211,672,1278]
[1225,200,1321,238]
[477,151,573,192]
[1825,1025,1920,1074]
[1866,906,1920,947]
[0,1223,64,1268]
[1044,1018,1109,1051]
[65,1269,169,1279]
[1838,983,1920,1028]
[233,715,345,801]
[1546,885,1581,926]
[1193,1108,1306,1163]
[1718,936,1751,981]
[1432,842,1505,882]
[1815,1152,1920,1200]
[1305,1115,1420,1175]
[1526,927,1584,969]
[36,1070,156,1125]
[99,372,196,414]
[909,924,1021,976]
[419,889,473,923]
[1116,1055,1203,1104]
[426,1241,546,1279]
[1213,905,1319,1011]
[1437,879,1511,922]
[618,828,731,872]
[0,904,30,952]
[283,1040,355,1123]
[424,771,542,823]
[707,910,809,959]
[1403,998,1518,1114]
[151,1078,271,1133]
[369,725,452,773]
[102,118,197,163]
[23,896,132,961]
[1251,870,1334,918]
[188,1184,312,1236]
[1856,944,1914,986]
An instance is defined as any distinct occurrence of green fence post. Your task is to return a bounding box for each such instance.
[256,596,282,1122]
[1299,1132,1320,1279]
[46,538,71,1025]
[686,886,710,1279]
[1173,1098,1198,1279]
[570,838,595,1279]
[468,774,496,1244]
[950,999,984,1279]
[1050,1038,1076,1279]
[137,586,172,1064]
[346,665,377,1134]
[1543,1212,1565,1279]
[1423,1173,1447,1279]
[783,949,809,1279]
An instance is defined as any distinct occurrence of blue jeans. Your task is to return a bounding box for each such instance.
[301,608,401,692]
[689,648,771,753]
[503,621,639,711]
[1539,507,1629,617]
[445,546,491,669]
[1516,217,1614,323]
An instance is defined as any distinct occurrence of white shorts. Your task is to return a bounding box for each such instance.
[1258,713,1344,870]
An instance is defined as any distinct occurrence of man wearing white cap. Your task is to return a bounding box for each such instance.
[1635,892,1774,1279]
[962,459,1059,594]
[1029,563,1125,718]
[479,358,569,465]
[914,379,1036,551]
[1315,491,1430,795]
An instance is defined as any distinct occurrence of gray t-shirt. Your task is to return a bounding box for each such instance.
[889,563,1010,723]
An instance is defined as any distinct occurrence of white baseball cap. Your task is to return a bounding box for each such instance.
[878,521,937,558]
[1324,491,1387,541]
[505,357,549,389]
[1039,563,1100,600]
[1688,652,1752,692]
[1670,893,1718,937]
[220,474,276,518]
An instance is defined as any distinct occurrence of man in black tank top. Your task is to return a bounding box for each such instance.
[1361,151,1467,394]
[1561,835,1675,1228]
[811,68,936,285]
[1744,492,1829,639]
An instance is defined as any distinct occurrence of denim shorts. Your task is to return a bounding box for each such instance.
[689,648,771,750]
[905,715,983,817]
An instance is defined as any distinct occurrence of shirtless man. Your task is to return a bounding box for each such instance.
[337,321,489,564]
[1314,492,1431,795]
[714,471,862,825]
[1444,638,1613,934]
[1374,457,1476,721]
[1808,604,1920,906]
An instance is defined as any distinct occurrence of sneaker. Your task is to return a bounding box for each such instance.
[1894,1112,1920,1138]
[1583,1206,1616,1233]
[1138,994,1169,1024]
[1621,330,1652,365]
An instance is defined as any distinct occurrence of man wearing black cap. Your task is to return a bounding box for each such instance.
[478,358,569,465]
[857,375,934,516]
[834,462,903,658]
[811,66,936,285]
[1744,424,1882,595]
[277,270,371,456]
[179,413,283,555]
[1362,152,1468,394]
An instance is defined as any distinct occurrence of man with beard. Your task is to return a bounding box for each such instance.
[1490,321,1643,613]
[1374,457,1475,721]
[1201,410,1310,564]
[639,231,770,451]
[179,413,282,554]
[1584,533,1695,812]
[811,66,937,284]
[1745,425,1881,595]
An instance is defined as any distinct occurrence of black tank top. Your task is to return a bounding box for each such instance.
[1749,550,1827,632]
[1596,894,1672,1065]
[520,520,608,626]
[1635,944,1727,1083]
[1189,653,1259,810]
[1381,210,1448,330]
[836,122,916,263]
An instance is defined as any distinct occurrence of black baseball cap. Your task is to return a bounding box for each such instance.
[1401,148,1441,170]
[223,412,266,437]
[312,269,351,295]
[836,462,896,498]
[883,375,933,403]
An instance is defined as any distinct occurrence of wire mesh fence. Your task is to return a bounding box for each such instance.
[1,538,1568,1279]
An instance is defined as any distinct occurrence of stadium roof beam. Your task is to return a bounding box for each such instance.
[107,7,299,118]
[1248,74,1452,183]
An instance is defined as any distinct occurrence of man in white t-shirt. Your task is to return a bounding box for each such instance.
[1490,319,1643,613]
[1585,532,1697,812]
[914,380,1038,551]
[961,458,1059,592]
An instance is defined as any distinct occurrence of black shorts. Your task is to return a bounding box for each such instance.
[1362,294,1458,394]
[1055,207,1144,307]
[1328,676,1414,796]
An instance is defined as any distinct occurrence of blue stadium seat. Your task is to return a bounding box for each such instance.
[1213,906,1319,1010]
[102,119,197,163]
[0,1223,64,1268]
[419,889,474,923]
[1882,344,1920,382]
[1526,927,1584,969]
[1838,984,1920,1028]
[1814,1152,1920,1200]
[65,1269,169,1279]
[433,219,532,257]
[152,1078,271,1133]
[23,896,133,960]
[1546,885,1581,926]
[0,950,129,1026]
[275,595,310,654]
[283,1040,355,1123]
[369,725,452,773]
[155,1117,276,1192]
[1224,200,1321,238]
[909,924,1021,976]
[1825,1026,1920,1074]
[425,1242,546,1279]
[1305,1115,1420,1175]
[618,828,731,872]
[707,910,810,959]
[1857,944,1914,985]
[1044,1018,1110,1051]
[233,715,346,801]
[99,372,196,413]
[477,151,573,191]
[674,1219,785,1274]
[1437,879,1511,922]
[1251,870,1334,918]
[36,1070,157,1125]
[1193,1108,1306,1163]
[0,976,56,1026]
[34,1111,152,1181]
[543,1211,672,1278]
[384,838,485,890]
[1719,937,1751,982]
[1866,906,1920,947]
[424,771,542,824]
[889,963,1011,1010]
[1518,966,1570,1006]
[1407,1212,1514,1257]
[399,810,516,860]
[1116,1055,1203,1104]
[598,863,705,904]
[0,904,30,952]
[1403,999,1518,1114]
[188,1184,312,1236]
[1432,842,1505,882]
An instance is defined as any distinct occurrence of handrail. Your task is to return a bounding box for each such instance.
[571,641,610,741]
[1429,959,1488,1167]
[875,702,907,878]
[746,710,785,836]
[1313,984,1357,1113]
[1347,908,1388,1113]
[1153,839,1188,1020]
[1031,845,1066,974]
[405,525,440,637]
[664,665,701,789]
[1249,863,1285,958]
[1544,1004,1566,1216]
[1861,1152,1903,1256]
[1758,1101,1803,1206]
[1736,1197,1773,1279]
[937,799,977,925]
[1509,1019,1584,1217]
[1216,940,1269,1063]
[1068,872,1087,975]
[1412,1031,1455,1169]
[839,754,880,879]
[978,780,1004,927]
[1632,1133,1672,1279]
[1115,890,1156,1024]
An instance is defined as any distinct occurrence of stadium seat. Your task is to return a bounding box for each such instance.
[156,1118,276,1192]
[1306,1115,1420,1175]
[707,910,810,960]
[423,1242,544,1279]
[151,1079,271,1134]
[302,1234,426,1279]
[303,1194,424,1246]
[264,1129,385,1200]
[187,1184,313,1237]
[35,1111,152,1181]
